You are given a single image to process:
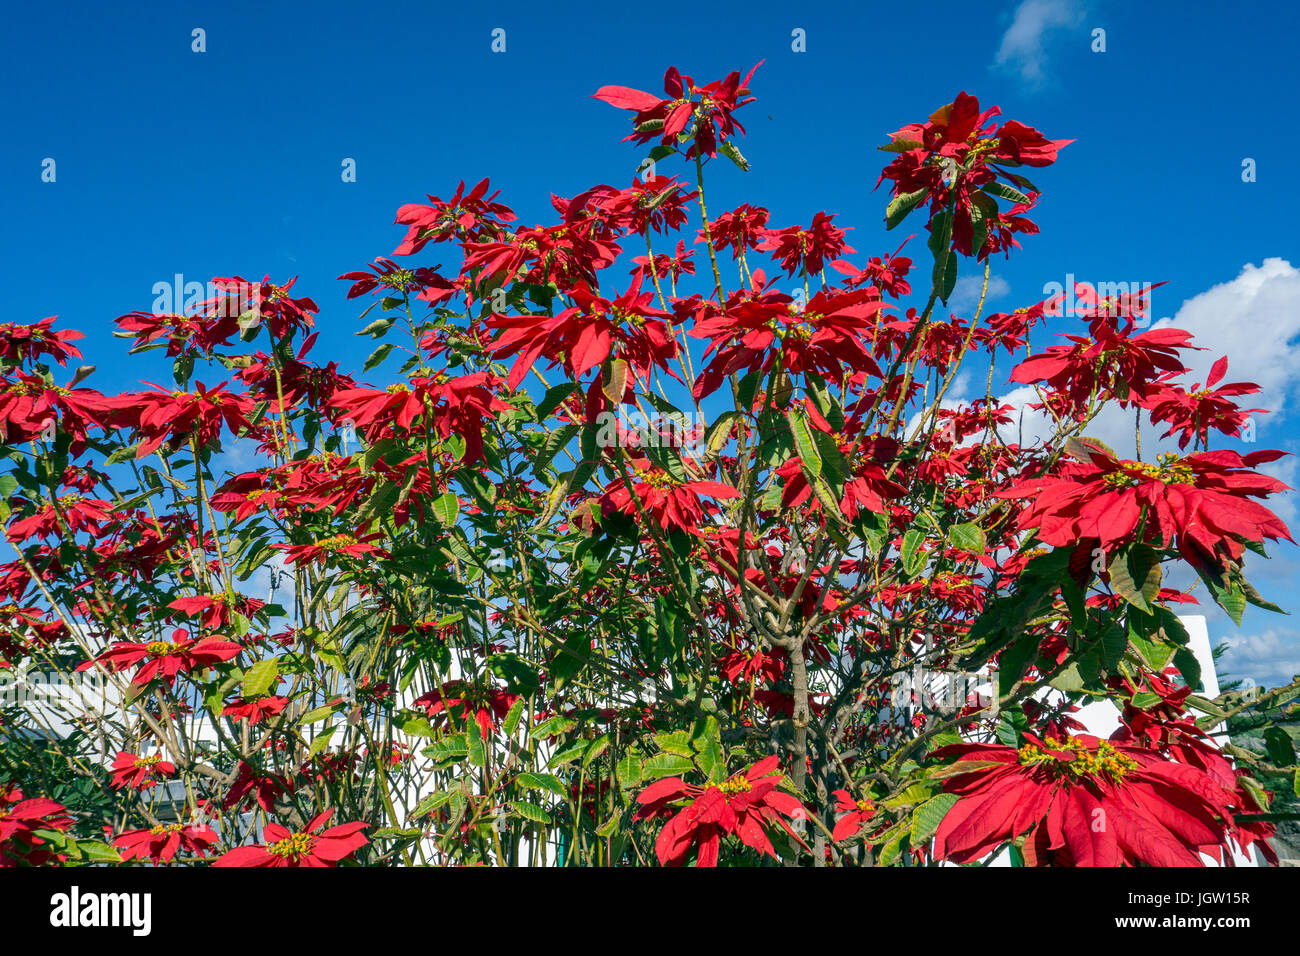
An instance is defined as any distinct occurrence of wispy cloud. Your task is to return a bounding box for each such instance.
[994,0,1084,86]
[949,274,1010,313]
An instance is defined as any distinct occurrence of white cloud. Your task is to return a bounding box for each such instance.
[1151,257,1300,425]
[986,259,1300,462]
[994,0,1083,85]
[949,274,1010,314]
[1217,628,1300,691]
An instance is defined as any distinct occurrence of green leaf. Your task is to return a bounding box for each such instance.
[72,840,122,864]
[984,180,1032,205]
[641,753,695,780]
[939,250,958,304]
[432,491,459,526]
[364,343,395,371]
[911,793,959,844]
[466,731,486,767]
[309,725,337,756]
[1108,544,1161,613]
[502,697,526,737]
[901,529,926,578]
[654,730,695,757]
[535,382,579,421]
[396,715,436,738]
[617,753,643,788]
[703,411,739,459]
[511,801,553,825]
[298,704,338,725]
[885,189,928,229]
[947,523,985,555]
[1263,727,1296,767]
[718,139,750,172]
[1173,646,1203,693]
[785,409,822,478]
[534,424,579,475]
[530,716,577,740]
[241,659,280,698]
[517,772,568,798]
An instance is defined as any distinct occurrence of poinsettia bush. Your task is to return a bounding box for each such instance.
[2,64,1299,868]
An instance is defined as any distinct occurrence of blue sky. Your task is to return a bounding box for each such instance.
[3,0,1299,686]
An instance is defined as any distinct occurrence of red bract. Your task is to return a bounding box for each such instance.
[222,695,289,725]
[489,270,679,392]
[81,629,241,687]
[877,92,1071,259]
[109,751,177,790]
[213,810,368,868]
[5,494,113,541]
[635,756,808,866]
[1140,356,1264,449]
[599,462,740,534]
[168,592,265,629]
[706,204,770,261]
[931,734,1244,867]
[0,373,117,451]
[757,212,855,277]
[0,787,72,866]
[0,317,84,367]
[691,274,885,400]
[393,178,516,255]
[414,680,519,740]
[339,258,458,305]
[830,790,877,842]
[275,530,386,567]
[1009,317,1192,412]
[113,823,218,863]
[593,63,762,160]
[129,381,256,457]
[223,762,289,813]
[995,440,1292,564]
[211,275,318,340]
[330,371,510,463]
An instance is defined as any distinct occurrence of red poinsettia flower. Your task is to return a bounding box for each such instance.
[128,380,257,457]
[329,371,510,463]
[0,787,72,867]
[830,789,878,842]
[0,316,84,368]
[690,273,885,400]
[1140,356,1265,450]
[756,212,855,277]
[222,695,289,725]
[705,204,771,261]
[210,275,318,341]
[635,756,809,866]
[222,761,290,813]
[109,751,176,790]
[0,372,119,451]
[593,62,762,160]
[338,258,458,306]
[877,91,1071,260]
[930,733,1251,867]
[488,269,679,392]
[414,680,519,740]
[213,810,368,868]
[168,592,266,629]
[598,461,740,534]
[113,822,219,863]
[995,440,1292,565]
[393,178,516,255]
[5,493,114,542]
[80,629,241,687]
[274,530,387,567]
[1008,316,1192,413]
